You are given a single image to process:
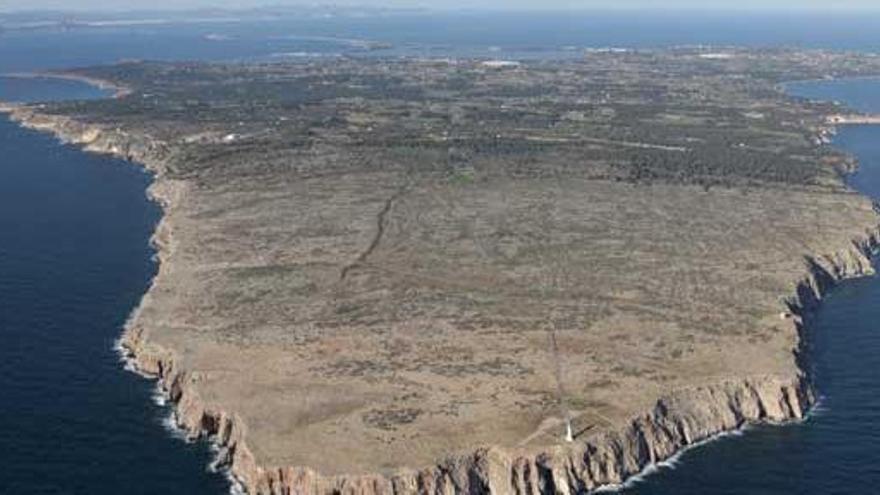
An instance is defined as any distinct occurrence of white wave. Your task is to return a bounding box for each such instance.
[205,441,248,495]
[160,412,190,441]
[112,335,125,353]
[806,395,830,418]
[156,390,245,495]
[151,382,167,407]
[111,310,243,495]
[227,473,247,495]
[591,426,752,493]
[112,336,142,374]
[206,443,224,473]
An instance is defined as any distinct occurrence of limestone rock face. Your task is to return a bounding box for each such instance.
[117,159,879,494]
[4,66,879,494]
[122,339,815,495]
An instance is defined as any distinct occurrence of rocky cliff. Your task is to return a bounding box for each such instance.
[3,103,879,495]
[115,237,873,495]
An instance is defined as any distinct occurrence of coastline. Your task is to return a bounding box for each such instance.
[0,71,133,99]
[2,90,880,494]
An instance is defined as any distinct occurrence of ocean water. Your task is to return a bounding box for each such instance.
[617,79,880,495]
[1,14,880,495]
[2,11,880,73]
[0,76,111,104]
[0,81,230,493]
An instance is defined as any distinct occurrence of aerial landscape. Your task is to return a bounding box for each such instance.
[3,2,880,495]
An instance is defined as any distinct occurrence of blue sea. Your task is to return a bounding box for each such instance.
[1,12,880,494]
[2,10,880,72]
[616,80,880,495]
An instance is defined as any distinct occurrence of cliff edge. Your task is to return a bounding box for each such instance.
[4,51,880,494]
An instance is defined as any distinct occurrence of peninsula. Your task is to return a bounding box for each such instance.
[4,47,880,494]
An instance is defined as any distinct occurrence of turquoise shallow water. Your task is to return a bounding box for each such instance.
[2,16,880,495]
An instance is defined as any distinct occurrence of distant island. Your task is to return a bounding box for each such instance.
[3,47,880,494]
[0,5,427,33]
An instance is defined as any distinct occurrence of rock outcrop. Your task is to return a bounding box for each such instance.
[111,233,872,495]
[3,93,879,495]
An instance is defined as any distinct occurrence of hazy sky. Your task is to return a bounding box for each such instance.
[2,0,879,12]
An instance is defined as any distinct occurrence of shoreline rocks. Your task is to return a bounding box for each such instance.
[3,102,878,495]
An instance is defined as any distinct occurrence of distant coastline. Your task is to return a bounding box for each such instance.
[1,72,131,99]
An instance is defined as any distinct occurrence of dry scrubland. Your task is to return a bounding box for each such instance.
[8,48,880,492]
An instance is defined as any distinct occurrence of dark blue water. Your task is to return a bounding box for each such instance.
[0,81,230,493]
[2,15,880,495]
[617,79,880,495]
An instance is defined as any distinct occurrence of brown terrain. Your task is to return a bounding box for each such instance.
[3,47,880,493]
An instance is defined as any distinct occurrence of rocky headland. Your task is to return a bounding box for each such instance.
[4,48,880,494]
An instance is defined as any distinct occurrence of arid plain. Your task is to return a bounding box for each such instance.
[5,47,880,493]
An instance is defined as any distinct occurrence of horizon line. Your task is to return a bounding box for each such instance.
[4,5,880,14]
